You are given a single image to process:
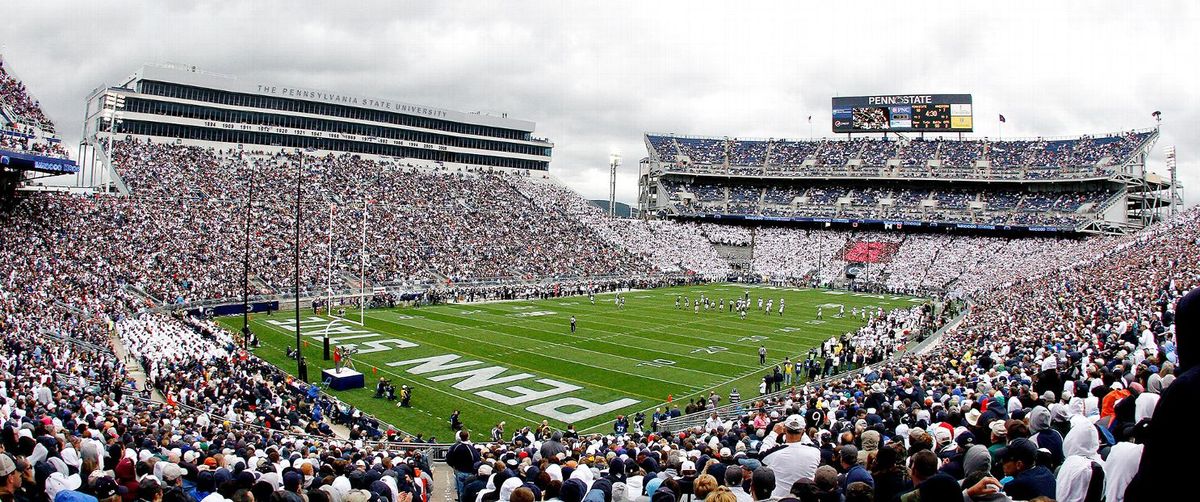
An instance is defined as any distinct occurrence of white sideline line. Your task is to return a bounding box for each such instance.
[416,308,768,373]
[362,312,696,398]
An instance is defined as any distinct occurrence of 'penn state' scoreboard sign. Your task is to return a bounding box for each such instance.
[833,94,972,133]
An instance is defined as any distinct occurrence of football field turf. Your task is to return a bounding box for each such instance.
[217,284,924,441]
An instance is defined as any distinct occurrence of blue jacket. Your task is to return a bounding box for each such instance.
[841,464,874,490]
[1004,465,1056,501]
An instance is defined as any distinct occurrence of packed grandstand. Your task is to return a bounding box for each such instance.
[0,52,1193,502]
[639,131,1169,235]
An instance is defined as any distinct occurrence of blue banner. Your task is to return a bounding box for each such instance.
[0,149,78,174]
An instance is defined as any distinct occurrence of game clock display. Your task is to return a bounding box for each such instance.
[911,104,951,129]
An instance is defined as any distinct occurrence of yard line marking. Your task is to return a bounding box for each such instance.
[371,310,746,376]
[364,313,701,396]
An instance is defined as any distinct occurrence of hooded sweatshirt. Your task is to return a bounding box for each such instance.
[1134,375,1162,422]
[962,445,991,478]
[1126,287,1200,502]
[1028,406,1064,466]
[1056,416,1103,502]
[1103,442,1143,502]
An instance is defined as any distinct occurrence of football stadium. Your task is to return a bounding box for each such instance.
[0,2,1195,502]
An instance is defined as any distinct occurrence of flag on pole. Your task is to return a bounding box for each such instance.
[1152,111,1162,118]
[999,114,1006,123]
[807,115,812,123]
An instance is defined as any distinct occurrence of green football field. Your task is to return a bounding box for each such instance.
[216,284,925,442]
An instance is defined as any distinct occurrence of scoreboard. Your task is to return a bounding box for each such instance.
[832,94,973,133]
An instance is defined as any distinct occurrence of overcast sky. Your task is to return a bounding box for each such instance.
[2,1,1197,205]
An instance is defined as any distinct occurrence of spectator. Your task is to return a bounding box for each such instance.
[759,416,820,500]
[996,438,1055,500]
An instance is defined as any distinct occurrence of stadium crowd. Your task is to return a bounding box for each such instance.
[437,205,1196,502]
[661,181,1114,230]
[0,63,1190,502]
[1,212,444,502]
[650,131,1153,179]
[0,57,69,158]
[0,57,54,132]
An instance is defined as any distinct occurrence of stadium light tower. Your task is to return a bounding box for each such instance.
[102,93,125,194]
[609,153,621,218]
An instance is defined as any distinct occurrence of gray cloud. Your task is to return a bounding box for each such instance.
[2,0,1196,206]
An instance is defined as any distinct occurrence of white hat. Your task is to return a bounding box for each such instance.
[0,455,15,477]
[45,472,82,499]
[782,414,806,432]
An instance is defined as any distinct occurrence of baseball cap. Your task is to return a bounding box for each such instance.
[92,476,123,499]
[782,415,806,432]
[160,463,183,482]
[988,421,1007,438]
[955,431,976,448]
[997,438,1037,464]
[0,455,16,477]
[45,472,83,499]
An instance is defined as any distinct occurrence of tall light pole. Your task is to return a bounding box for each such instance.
[240,146,253,349]
[609,153,621,218]
[294,147,308,382]
[1166,146,1179,218]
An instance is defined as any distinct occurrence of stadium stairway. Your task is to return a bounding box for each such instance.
[107,323,162,403]
[713,243,753,273]
[432,468,455,502]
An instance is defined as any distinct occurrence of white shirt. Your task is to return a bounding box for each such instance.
[759,437,820,500]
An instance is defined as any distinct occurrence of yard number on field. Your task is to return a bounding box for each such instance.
[637,359,676,367]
